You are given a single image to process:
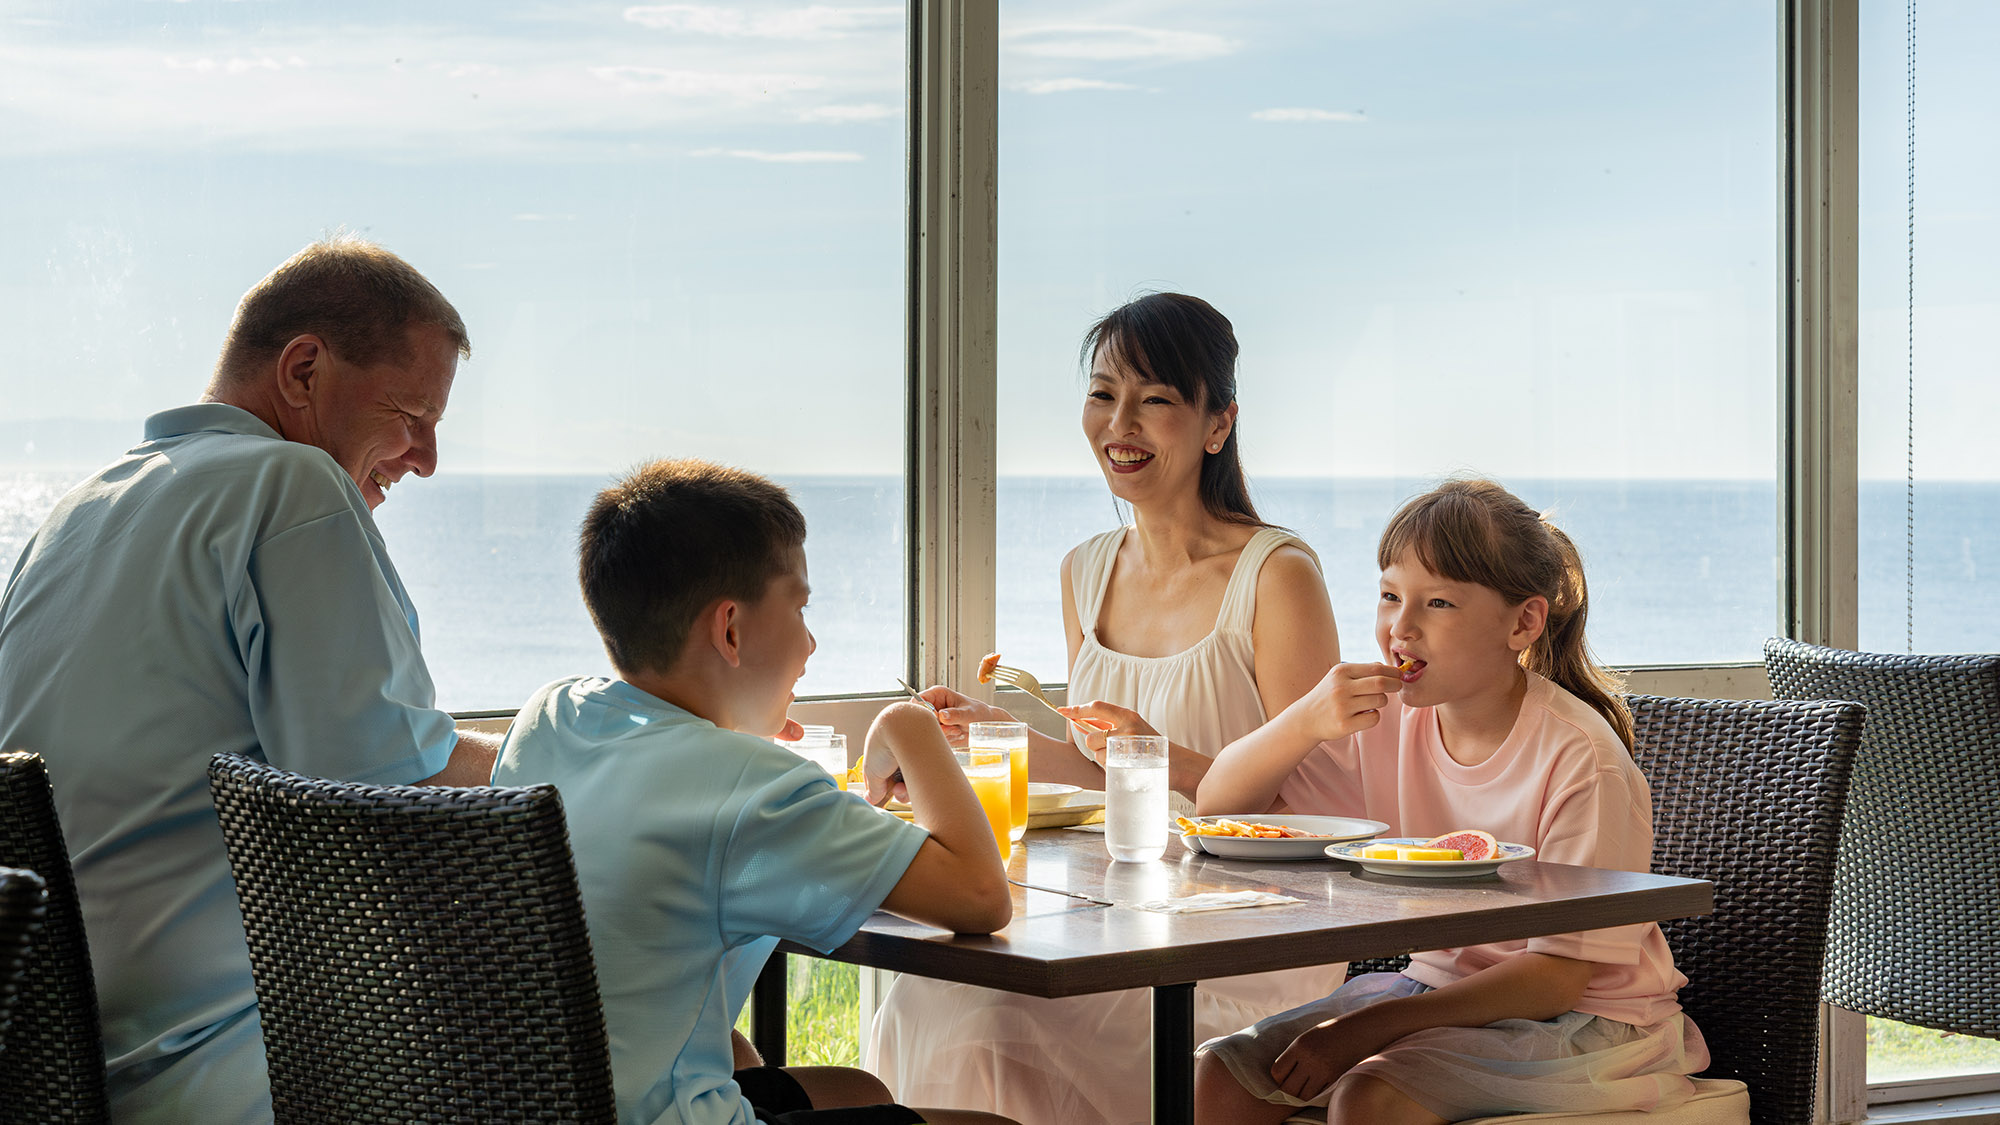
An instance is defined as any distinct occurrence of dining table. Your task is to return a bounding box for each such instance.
[750,825,1714,1125]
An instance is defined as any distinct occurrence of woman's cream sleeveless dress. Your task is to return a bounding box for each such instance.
[863,526,1347,1125]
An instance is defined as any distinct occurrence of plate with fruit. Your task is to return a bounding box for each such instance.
[1327,830,1534,878]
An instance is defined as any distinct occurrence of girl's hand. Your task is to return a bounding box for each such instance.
[1054,700,1154,762]
[1269,1014,1391,1102]
[1299,663,1406,742]
[917,685,1019,747]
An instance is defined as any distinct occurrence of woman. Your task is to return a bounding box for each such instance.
[865,292,1343,1124]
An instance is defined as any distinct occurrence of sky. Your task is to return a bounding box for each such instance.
[1,0,1992,481]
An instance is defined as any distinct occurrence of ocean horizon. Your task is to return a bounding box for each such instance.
[3,471,1991,712]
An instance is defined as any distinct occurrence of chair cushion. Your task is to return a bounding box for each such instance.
[1281,1077,1749,1124]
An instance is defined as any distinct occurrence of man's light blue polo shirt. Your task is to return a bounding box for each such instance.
[494,676,930,1125]
[0,404,456,1124]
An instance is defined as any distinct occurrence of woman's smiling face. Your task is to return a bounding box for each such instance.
[1080,343,1231,508]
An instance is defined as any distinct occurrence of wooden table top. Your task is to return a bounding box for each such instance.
[781,827,1713,997]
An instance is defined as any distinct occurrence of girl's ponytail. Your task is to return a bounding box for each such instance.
[1528,520,1633,751]
[1378,479,1633,750]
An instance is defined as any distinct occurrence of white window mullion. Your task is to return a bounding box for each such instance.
[907,0,998,693]
[1784,1,1862,1122]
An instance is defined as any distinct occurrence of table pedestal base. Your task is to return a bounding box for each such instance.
[1153,981,1195,1124]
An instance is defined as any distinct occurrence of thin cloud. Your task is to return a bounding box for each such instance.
[690,146,863,163]
[1007,24,1237,63]
[624,5,900,39]
[590,64,822,98]
[1013,77,1143,95]
[800,102,896,122]
[1251,107,1366,123]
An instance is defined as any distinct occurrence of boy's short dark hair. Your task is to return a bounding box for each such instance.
[579,459,807,676]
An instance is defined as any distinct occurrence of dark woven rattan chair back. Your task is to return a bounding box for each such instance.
[207,754,617,1125]
[0,867,49,1050]
[1629,693,1861,1125]
[1764,637,2000,1038]
[0,751,111,1124]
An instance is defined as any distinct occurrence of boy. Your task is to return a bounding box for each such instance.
[493,458,1016,1125]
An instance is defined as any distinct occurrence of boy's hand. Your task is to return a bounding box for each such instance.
[1298,663,1405,742]
[917,685,1017,747]
[771,717,805,742]
[863,701,939,805]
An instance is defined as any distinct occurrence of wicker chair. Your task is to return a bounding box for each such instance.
[1764,638,2000,1038]
[0,866,48,1050]
[1289,694,1862,1125]
[206,754,618,1124]
[0,752,111,1124]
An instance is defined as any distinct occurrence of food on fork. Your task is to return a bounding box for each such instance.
[977,652,1002,684]
[1175,815,1332,840]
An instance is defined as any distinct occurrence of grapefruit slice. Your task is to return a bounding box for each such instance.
[1424,828,1498,861]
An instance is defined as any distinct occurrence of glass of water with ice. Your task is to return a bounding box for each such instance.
[1104,735,1169,862]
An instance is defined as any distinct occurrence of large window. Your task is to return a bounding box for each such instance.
[0,1,908,708]
[993,1,1780,676]
[1856,0,2000,1094]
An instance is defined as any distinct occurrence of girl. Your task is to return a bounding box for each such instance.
[866,293,1342,1124]
[1192,478,1709,1125]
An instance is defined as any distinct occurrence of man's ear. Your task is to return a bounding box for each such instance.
[1508,595,1549,653]
[274,334,327,410]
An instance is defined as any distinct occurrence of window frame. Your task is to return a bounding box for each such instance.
[452,0,1985,1117]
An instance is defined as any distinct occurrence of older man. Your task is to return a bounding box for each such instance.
[0,236,499,1123]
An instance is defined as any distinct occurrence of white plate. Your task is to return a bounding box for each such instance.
[1326,837,1536,878]
[1180,814,1390,860]
[1026,782,1083,813]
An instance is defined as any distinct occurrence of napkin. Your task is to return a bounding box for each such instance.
[1134,891,1303,914]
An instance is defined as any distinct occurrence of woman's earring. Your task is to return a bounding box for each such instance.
[1207,443,1221,453]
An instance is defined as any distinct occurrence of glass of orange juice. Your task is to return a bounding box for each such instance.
[970,721,1030,842]
[954,746,1012,862]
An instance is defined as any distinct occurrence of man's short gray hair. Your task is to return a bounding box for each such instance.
[215,233,469,382]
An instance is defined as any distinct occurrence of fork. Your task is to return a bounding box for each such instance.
[981,661,1118,734]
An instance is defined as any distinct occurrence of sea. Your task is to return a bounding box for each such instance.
[1,472,1992,713]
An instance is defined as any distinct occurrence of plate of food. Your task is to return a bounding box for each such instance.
[1026,782,1082,814]
[1029,788,1104,829]
[1178,814,1389,859]
[1326,830,1534,878]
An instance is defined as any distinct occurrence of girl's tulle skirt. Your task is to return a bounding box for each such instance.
[1198,973,1712,1119]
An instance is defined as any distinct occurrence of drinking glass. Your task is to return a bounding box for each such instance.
[955,746,1013,862]
[1104,735,1168,862]
[970,721,1031,841]
[780,724,846,779]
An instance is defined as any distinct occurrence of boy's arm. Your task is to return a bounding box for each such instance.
[1195,663,1403,815]
[868,702,1013,934]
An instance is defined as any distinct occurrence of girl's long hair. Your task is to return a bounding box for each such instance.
[1377,478,1633,750]
[1079,292,1264,527]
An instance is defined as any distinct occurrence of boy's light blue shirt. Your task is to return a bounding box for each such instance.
[0,403,456,1124]
[495,675,930,1125]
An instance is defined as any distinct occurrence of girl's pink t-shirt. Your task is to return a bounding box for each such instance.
[1277,671,1688,1027]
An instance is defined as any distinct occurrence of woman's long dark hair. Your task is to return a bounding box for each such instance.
[1079,292,1263,526]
